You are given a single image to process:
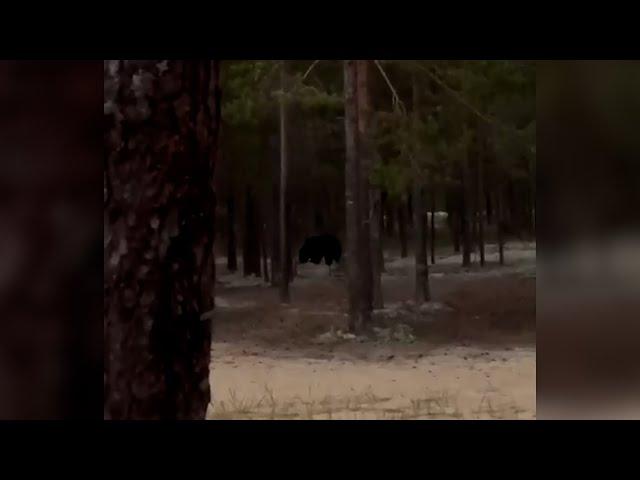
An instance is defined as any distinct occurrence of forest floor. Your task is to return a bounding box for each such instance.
[206,241,536,420]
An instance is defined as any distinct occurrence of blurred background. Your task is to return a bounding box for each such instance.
[537,61,640,418]
[0,61,102,419]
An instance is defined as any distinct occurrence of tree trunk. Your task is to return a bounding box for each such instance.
[407,191,414,229]
[486,189,493,225]
[430,187,436,265]
[243,187,261,277]
[261,214,269,283]
[452,210,461,253]
[378,191,386,273]
[226,195,237,272]
[104,60,217,420]
[285,201,293,283]
[279,60,290,302]
[343,60,372,332]
[411,75,430,303]
[446,188,461,253]
[528,158,536,236]
[461,162,472,267]
[398,202,408,258]
[413,185,430,303]
[477,150,486,267]
[370,189,384,308]
[498,184,505,265]
[356,60,378,311]
[356,60,373,323]
[385,197,395,237]
[270,147,281,287]
[344,59,362,332]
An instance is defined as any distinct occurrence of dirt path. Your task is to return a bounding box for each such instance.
[207,242,536,420]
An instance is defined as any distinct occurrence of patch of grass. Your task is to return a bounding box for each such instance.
[209,384,527,420]
[472,395,522,419]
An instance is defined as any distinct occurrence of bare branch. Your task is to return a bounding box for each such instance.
[302,60,321,80]
[410,61,493,124]
[374,60,406,114]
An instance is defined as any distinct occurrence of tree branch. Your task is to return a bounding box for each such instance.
[410,61,494,124]
[302,60,321,80]
[374,60,406,114]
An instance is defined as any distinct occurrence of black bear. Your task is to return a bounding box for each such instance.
[298,234,342,267]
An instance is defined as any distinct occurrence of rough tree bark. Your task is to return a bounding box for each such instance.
[104,59,218,420]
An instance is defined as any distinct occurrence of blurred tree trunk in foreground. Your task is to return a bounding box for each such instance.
[104,60,219,419]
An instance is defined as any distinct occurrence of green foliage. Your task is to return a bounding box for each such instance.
[370,60,536,191]
[223,61,275,127]
[220,59,536,207]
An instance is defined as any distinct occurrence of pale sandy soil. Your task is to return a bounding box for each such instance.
[208,343,535,419]
[207,241,536,420]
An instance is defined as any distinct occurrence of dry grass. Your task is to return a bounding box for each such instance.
[208,385,522,420]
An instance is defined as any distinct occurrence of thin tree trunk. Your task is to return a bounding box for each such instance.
[430,187,436,265]
[356,60,379,311]
[226,195,237,272]
[477,149,486,267]
[446,188,461,253]
[413,185,430,302]
[411,76,430,303]
[507,179,516,236]
[528,158,536,236]
[104,60,216,420]
[285,202,293,283]
[471,160,478,258]
[243,187,261,277]
[498,184,505,265]
[378,191,386,273]
[407,191,414,229]
[356,60,373,323]
[452,209,461,253]
[398,202,408,258]
[344,59,362,332]
[385,197,395,238]
[270,152,281,287]
[461,162,472,267]
[486,189,493,225]
[261,214,269,283]
[279,60,290,303]
[370,188,383,308]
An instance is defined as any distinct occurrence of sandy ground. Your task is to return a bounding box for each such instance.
[207,241,536,420]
